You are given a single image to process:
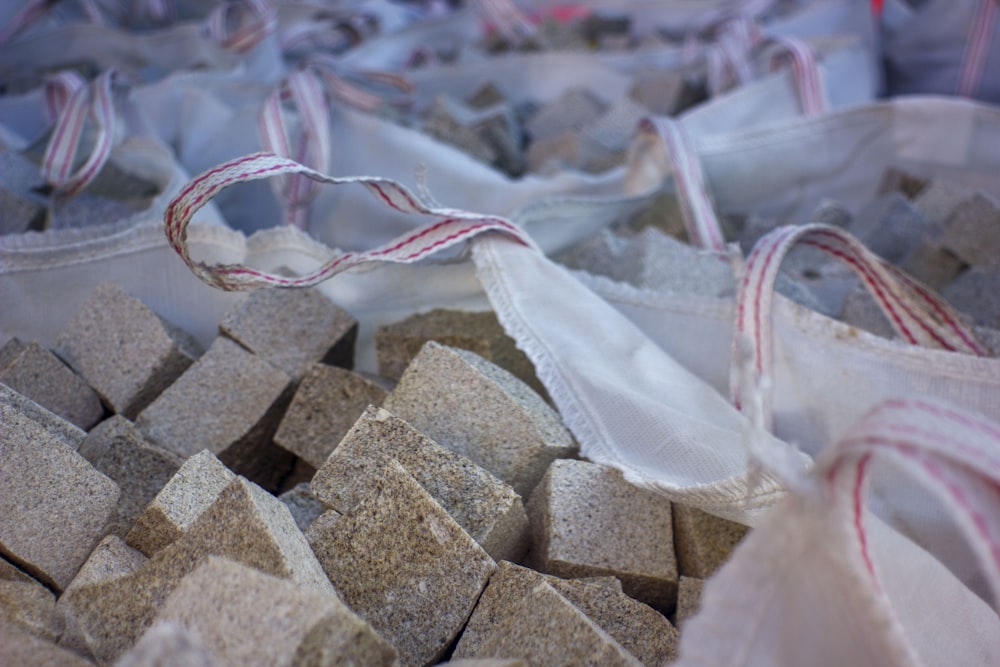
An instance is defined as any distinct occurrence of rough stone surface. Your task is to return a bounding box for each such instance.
[846,192,930,265]
[440,661,527,667]
[1,382,86,451]
[526,459,678,612]
[149,556,397,667]
[126,450,236,556]
[114,621,222,667]
[0,337,104,430]
[57,535,148,660]
[913,178,976,225]
[69,476,334,664]
[674,576,705,630]
[455,561,677,665]
[525,88,607,142]
[899,241,966,291]
[877,166,929,200]
[838,285,897,341]
[79,416,183,539]
[0,150,49,234]
[383,342,576,497]
[672,504,749,579]
[471,580,642,667]
[278,483,329,533]
[136,336,295,492]
[219,287,358,380]
[628,67,704,116]
[54,282,202,419]
[0,556,35,583]
[273,363,388,469]
[0,624,95,667]
[312,405,530,562]
[306,459,495,667]
[942,267,1000,329]
[940,193,1000,268]
[374,308,543,397]
[0,579,61,642]
[0,389,119,591]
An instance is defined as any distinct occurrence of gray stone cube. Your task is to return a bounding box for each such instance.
[672,504,748,579]
[0,579,60,642]
[674,576,705,630]
[278,483,329,533]
[940,193,1000,268]
[942,267,1000,329]
[114,622,222,667]
[0,625,95,667]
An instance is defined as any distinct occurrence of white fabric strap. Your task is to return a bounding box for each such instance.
[164,152,536,291]
[40,68,118,198]
[767,36,829,115]
[308,53,414,114]
[205,0,276,53]
[43,70,87,124]
[474,0,536,44]
[0,0,105,45]
[958,0,998,98]
[733,223,989,426]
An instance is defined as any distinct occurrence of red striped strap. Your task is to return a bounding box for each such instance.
[732,224,990,424]
[958,0,997,98]
[257,69,331,229]
[822,397,1000,603]
[634,117,727,252]
[474,0,536,43]
[44,70,87,123]
[308,53,414,114]
[40,68,118,198]
[767,36,828,115]
[205,0,276,53]
[163,152,535,291]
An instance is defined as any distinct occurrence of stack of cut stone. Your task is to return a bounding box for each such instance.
[0,282,749,666]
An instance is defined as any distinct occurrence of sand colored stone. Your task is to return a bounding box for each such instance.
[0,556,35,583]
[383,342,575,497]
[278,483,329,533]
[1,382,86,451]
[0,624,96,667]
[219,287,358,380]
[136,336,295,492]
[79,416,183,538]
[0,579,61,642]
[54,283,202,419]
[114,622,221,667]
[526,459,678,612]
[441,661,527,667]
[126,450,236,556]
[375,309,544,398]
[311,406,530,562]
[0,337,104,430]
[57,535,148,659]
[306,459,495,667]
[672,505,748,579]
[525,88,607,142]
[148,556,397,667]
[273,363,389,469]
[68,476,334,663]
[940,193,1000,268]
[455,561,676,666]
[674,576,705,630]
[0,391,119,591]
[471,580,642,667]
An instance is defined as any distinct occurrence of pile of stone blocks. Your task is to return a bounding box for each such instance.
[1,282,753,666]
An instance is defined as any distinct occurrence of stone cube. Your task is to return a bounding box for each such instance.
[311,405,530,562]
[440,660,527,667]
[306,458,495,667]
[0,150,48,234]
[0,338,104,430]
[114,622,222,667]
[526,459,678,612]
[273,363,389,469]
[1,382,86,450]
[0,388,119,591]
[455,561,677,666]
[582,96,648,153]
[136,336,295,492]
[0,556,34,583]
[525,88,607,142]
[278,483,329,533]
[68,476,334,663]
[423,95,500,165]
[149,556,397,667]
[913,178,976,225]
[471,580,642,667]
[672,504,749,579]
[78,416,183,538]
[838,285,896,340]
[0,625,95,667]
[940,193,1000,268]
[54,282,202,418]
[0,579,60,642]
[846,193,930,265]
[877,166,928,199]
[57,535,148,659]
[899,241,966,291]
[126,450,236,556]
[942,267,1000,329]
[383,342,575,497]
[526,131,584,175]
[219,287,358,380]
[674,576,705,630]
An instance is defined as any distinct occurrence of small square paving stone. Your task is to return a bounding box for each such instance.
[57,535,148,660]
[525,88,607,142]
[526,459,678,612]
[68,476,334,664]
[273,363,389,469]
[674,576,705,630]
[54,282,203,419]
[940,193,1000,268]
[0,625,96,667]
[219,286,358,380]
[913,177,976,225]
[455,561,677,666]
[472,580,643,667]
[312,406,530,563]
[149,556,397,667]
[0,556,35,583]
[672,504,749,579]
[0,389,119,591]
[383,342,575,497]
[942,267,1000,329]
[136,336,295,492]
[0,579,61,642]
[1,382,86,451]
[278,483,329,533]
[114,622,222,667]
[374,308,542,397]
[126,450,236,556]
[846,192,930,265]
[0,338,104,430]
[79,416,184,539]
[306,458,495,667]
